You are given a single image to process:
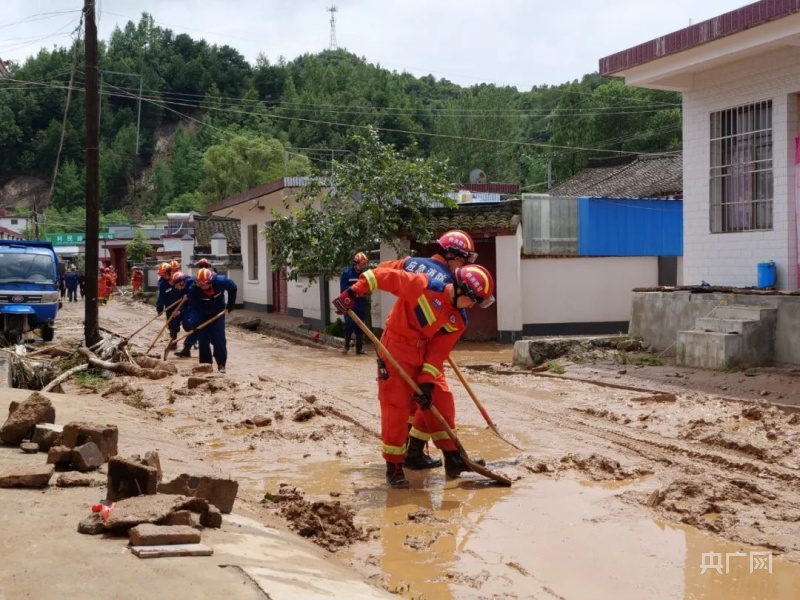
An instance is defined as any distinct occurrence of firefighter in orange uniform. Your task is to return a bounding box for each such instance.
[333,263,495,489]
[131,267,143,292]
[98,268,112,303]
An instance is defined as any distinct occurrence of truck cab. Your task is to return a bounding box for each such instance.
[0,241,60,344]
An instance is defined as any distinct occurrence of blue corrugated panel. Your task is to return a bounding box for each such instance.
[577,197,683,256]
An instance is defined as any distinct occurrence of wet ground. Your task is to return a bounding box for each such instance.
[48,297,800,599]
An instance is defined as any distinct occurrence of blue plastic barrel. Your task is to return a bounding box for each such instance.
[757,261,776,288]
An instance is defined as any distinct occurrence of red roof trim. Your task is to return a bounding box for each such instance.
[600,0,800,75]
[456,183,519,194]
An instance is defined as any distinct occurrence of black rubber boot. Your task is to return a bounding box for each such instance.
[175,345,191,358]
[342,332,352,354]
[355,334,366,355]
[404,436,442,470]
[385,462,409,489]
[443,451,486,478]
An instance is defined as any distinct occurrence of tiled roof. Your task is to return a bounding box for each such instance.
[423,200,521,237]
[547,154,682,199]
[455,183,519,194]
[193,216,241,252]
[600,0,800,75]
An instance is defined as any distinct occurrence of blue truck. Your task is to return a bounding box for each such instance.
[0,241,61,344]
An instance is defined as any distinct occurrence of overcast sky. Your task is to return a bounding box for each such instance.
[2,0,751,89]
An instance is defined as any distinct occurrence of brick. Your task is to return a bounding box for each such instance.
[0,464,54,488]
[47,445,73,468]
[61,422,118,461]
[72,442,104,472]
[129,524,201,547]
[157,474,239,514]
[200,506,222,529]
[57,472,105,488]
[157,510,194,527]
[107,457,158,502]
[33,423,63,451]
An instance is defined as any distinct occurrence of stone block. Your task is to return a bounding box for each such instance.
[200,505,222,529]
[129,524,201,547]
[157,474,239,514]
[47,445,73,468]
[0,464,54,488]
[20,442,39,454]
[61,422,118,461]
[56,472,105,488]
[106,457,158,502]
[78,514,104,535]
[103,494,210,530]
[1,392,55,445]
[72,442,104,472]
[33,423,63,452]
[143,451,162,482]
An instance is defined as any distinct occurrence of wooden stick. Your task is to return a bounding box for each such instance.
[41,363,89,393]
[146,297,186,353]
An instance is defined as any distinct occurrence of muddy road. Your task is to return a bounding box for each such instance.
[51,297,800,599]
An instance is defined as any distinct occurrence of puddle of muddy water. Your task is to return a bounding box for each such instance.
[197,424,800,600]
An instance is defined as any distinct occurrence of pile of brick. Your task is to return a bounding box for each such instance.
[0,391,239,558]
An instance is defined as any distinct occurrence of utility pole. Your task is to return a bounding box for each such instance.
[84,0,100,347]
[327,5,338,50]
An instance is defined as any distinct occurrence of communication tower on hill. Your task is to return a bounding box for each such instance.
[327,5,338,50]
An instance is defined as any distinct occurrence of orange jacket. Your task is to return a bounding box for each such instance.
[351,267,466,385]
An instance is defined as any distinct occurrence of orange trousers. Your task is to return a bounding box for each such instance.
[377,333,457,463]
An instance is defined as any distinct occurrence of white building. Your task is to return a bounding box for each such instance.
[600,0,800,290]
[0,209,29,234]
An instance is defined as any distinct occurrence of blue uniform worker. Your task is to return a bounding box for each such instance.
[64,269,80,302]
[156,266,183,341]
[339,252,369,354]
[184,268,237,373]
[169,272,197,358]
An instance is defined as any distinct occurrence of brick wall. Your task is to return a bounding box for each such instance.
[683,46,800,289]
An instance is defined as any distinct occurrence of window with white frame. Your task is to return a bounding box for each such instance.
[709,100,773,233]
[248,224,259,280]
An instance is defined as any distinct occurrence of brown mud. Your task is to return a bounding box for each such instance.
[48,298,800,599]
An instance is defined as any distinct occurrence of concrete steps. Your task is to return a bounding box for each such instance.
[677,305,776,369]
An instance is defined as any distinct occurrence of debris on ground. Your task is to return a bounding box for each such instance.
[0,391,55,444]
[157,473,239,513]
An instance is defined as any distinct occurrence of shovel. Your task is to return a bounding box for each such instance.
[163,309,227,361]
[447,357,524,451]
[345,308,511,487]
[146,297,187,354]
[130,297,183,346]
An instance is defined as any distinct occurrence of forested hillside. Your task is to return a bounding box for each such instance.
[0,13,682,226]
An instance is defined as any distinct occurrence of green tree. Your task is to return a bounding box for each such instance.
[126,229,153,263]
[51,161,85,210]
[267,128,454,281]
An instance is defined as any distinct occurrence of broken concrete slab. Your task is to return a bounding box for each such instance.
[129,524,201,547]
[200,505,222,529]
[72,442,104,472]
[61,422,118,461]
[56,472,105,488]
[0,392,55,445]
[130,451,163,482]
[0,464,54,488]
[130,543,213,559]
[33,423,63,451]
[157,474,239,514]
[102,494,209,531]
[46,445,73,468]
[158,510,194,527]
[107,457,158,502]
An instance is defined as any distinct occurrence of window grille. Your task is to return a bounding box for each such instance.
[709,100,773,233]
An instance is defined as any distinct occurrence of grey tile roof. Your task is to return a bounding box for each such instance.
[193,216,241,252]
[547,154,682,199]
[425,200,521,236]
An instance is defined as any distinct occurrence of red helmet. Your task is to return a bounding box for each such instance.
[353,252,368,267]
[157,262,171,277]
[437,229,477,263]
[171,271,186,284]
[170,260,180,272]
[455,264,495,308]
[196,268,214,283]
[196,258,210,268]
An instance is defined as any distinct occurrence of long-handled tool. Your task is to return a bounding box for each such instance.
[447,357,523,451]
[345,308,511,487]
[146,297,186,354]
[163,309,227,361]
[129,297,183,345]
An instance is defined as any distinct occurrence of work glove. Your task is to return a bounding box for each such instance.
[332,288,358,314]
[414,382,435,411]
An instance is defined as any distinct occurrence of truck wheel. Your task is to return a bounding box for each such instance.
[40,324,55,342]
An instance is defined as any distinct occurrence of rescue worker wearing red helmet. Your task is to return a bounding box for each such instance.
[339,252,369,355]
[156,262,182,343]
[333,262,495,489]
[373,229,482,470]
[184,267,237,373]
